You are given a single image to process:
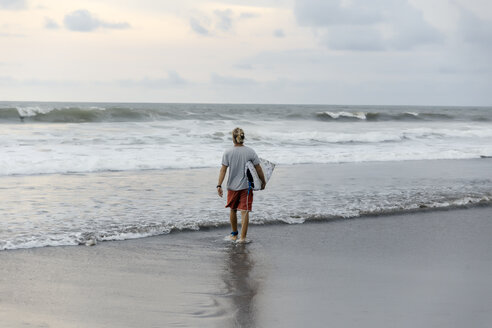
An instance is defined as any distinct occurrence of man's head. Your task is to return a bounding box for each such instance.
[232,127,245,145]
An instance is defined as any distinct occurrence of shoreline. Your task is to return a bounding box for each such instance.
[2,158,492,251]
[1,206,492,327]
[1,201,491,252]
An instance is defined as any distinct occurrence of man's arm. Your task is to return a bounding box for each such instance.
[217,165,227,197]
[254,164,266,190]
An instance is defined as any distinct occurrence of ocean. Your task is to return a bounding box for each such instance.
[1,101,491,250]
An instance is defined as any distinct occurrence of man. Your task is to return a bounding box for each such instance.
[217,128,266,243]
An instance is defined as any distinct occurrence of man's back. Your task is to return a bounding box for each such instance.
[222,146,260,191]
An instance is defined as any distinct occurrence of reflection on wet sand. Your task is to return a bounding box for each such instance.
[222,243,259,328]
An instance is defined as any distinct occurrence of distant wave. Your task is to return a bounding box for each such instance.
[0,106,180,123]
[0,107,20,120]
[0,106,233,123]
[316,111,455,122]
[0,103,490,123]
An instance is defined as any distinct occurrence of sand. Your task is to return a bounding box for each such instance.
[1,206,492,328]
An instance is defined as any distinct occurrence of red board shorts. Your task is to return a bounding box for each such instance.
[226,189,253,211]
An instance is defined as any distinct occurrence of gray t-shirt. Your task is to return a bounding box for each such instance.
[222,145,260,190]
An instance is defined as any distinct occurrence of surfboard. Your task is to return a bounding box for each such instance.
[245,158,275,191]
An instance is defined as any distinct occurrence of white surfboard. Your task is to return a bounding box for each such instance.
[245,158,275,191]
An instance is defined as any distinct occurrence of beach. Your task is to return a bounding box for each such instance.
[1,103,492,327]
[1,206,492,328]
[2,0,492,323]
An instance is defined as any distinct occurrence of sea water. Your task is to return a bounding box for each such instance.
[1,102,491,250]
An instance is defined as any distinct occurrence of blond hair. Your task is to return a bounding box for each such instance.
[232,127,245,144]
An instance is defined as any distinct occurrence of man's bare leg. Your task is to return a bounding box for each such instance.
[239,210,249,241]
[229,209,238,241]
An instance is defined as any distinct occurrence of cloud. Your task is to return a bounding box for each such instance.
[323,26,385,51]
[0,76,80,87]
[0,75,15,85]
[1,73,186,89]
[211,73,258,86]
[44,17,60,29]
[234,63,254,70]
[189,17,209,35]
[294,0,443,51]
[119,71,187,88]
[239,12,260,20]
[214,9,233,32]
[273,29,285,38]
[295,0,382,26]
[0,0,26,10]
[0,32,25,37]
[458,6,492,47]
[190,8,259,36]
[63,9,130,32]
[386,2,443,50]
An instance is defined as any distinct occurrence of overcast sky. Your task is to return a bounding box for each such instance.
[0,0,491,105]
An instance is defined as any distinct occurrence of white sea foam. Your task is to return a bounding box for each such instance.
[320,111,367,120]
[1,119,492,176]
[16,106,50,117]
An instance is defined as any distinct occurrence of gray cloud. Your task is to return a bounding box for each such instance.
[239,12,260,20]
[190,9,256,36]
[63,9,130,32]
[119,71,187,88]
[0,75,15,85]
[0,0,26,10]
[1,73,186,89]
[0,76,80,87]
[458,6,492,47]
[273,29,285,38]
[211,73,258,86]
[294,0,443,51]
[386,2,443,50]
[189,17,209,36]
[214,9,233,32]
[295,0,382,26]
[234,63,254,70]
[323,26,385,51]
[44,17,60,30]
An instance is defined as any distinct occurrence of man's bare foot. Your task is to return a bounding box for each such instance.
[229,234,238,241]
[236,238,251,244]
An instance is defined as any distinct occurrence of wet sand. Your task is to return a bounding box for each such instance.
[1,206,492,327]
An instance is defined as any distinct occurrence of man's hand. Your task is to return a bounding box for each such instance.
[217,165,227,198]
[254,164,266,190]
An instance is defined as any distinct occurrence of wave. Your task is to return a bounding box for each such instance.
[316,111,456,122]
[1,103,491,123]
[5,106,180,123]
[1,194,490,251]
[0,107,21,120]
[316,111,368,121]
[0,106,237,123]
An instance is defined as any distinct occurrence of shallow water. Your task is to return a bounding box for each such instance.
[1,159,491,250]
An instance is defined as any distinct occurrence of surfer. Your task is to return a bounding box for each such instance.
[217,128,266,243]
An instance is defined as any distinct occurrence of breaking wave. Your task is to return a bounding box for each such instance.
[1,194,490,251]
[0,102,490,123]
[315,111,456,122]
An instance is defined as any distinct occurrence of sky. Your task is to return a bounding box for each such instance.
[0,0,491,105]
